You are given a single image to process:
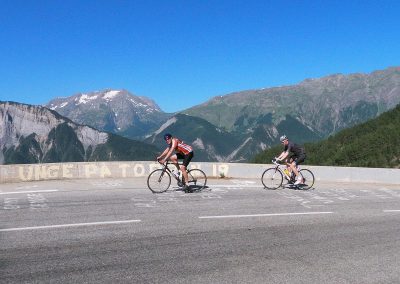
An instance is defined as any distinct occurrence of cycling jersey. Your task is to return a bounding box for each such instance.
[170,138,193,155]
[285,141,306,165]
[284,141,305,156]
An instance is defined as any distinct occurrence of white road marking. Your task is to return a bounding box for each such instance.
[207,184,256,188]
[383,210,400,213]
[0,220,141,232]
[0,190,59,195]
[199,211,334,219]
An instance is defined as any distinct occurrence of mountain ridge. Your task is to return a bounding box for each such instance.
[251,102,400,168]
[184,66,400,135]
[0,101,159,164]
[46,89,171,139]
[6,66,400,163]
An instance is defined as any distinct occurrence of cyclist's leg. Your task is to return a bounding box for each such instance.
[296,154,306,167]
[290,156,300,178]
[180,152,193,185]
[286,157,294,174]
[169,154,180,171]
[285,155,295,177]
[293,154,306,182]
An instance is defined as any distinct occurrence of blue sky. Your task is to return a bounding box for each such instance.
[1,0,399,113]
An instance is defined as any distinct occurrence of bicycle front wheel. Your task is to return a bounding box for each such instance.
[147,169,171,193]
[187,169,207,191]
[299,169,315,190]
[261,168,283,189]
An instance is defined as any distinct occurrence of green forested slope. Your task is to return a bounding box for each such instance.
[251,104,400,168]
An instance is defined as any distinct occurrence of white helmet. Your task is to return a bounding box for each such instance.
[279,135,288,142]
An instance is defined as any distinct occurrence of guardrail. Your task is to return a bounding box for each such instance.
[0,161,399,184]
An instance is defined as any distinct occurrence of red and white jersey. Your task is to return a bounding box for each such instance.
[171,138,193,155]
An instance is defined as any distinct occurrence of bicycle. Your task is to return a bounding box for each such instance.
[261,159,315,190]
[147,160,207,193]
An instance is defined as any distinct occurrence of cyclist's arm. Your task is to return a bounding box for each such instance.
[276,151,289,161]
[157,147,169,160]
[161,139,177,162]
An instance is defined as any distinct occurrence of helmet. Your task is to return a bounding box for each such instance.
[163,133,172,141]
[279,135,288,142]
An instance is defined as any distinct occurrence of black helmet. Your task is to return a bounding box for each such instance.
[163,133,172,141]
[279,135,288,142]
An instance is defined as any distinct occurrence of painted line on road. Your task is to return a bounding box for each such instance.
[383,210,400,213]
[0,219,141,232]
[207,184,257,188]
[199,211,334,219]
[0,190,59,195]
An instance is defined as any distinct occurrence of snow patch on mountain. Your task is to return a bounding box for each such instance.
[77,94,98,105]
[104,90,120,100]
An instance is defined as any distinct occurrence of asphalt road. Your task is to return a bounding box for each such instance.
[1,178,400,283]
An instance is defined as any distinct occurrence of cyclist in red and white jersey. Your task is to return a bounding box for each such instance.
[157,133,194,192]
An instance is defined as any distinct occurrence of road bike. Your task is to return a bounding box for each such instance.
[147,161,207,193]
[261,160,315,190]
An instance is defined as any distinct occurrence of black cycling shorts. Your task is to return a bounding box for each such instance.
[176,152,194,167]
[289,153,306,165]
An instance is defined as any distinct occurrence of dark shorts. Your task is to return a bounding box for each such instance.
[176,152,194,167]
[289,153,306,165]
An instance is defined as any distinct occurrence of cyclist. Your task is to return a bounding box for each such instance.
[274,135,306,185]
[157,133,194,192]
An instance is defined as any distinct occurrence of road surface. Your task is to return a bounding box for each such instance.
[1,178,400,283]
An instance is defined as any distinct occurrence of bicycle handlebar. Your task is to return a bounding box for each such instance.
[271,159,283,166]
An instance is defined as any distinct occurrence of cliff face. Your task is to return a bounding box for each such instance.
[0,101,158,164]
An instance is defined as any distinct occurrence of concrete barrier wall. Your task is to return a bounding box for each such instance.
[0,161,399,185]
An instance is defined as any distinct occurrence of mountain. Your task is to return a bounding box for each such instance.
[183,66,400,144]
[46,89,171,139]
[251,103,400,168]
[43,66,400,162]
[0,101,159,164]
[144,113,244,162]
[144,113,321,162]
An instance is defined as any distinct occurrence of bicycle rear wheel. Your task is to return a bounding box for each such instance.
[261,168,283,189]
[147,169,171,193]
[299,169,315,190]
[187,169,207,191]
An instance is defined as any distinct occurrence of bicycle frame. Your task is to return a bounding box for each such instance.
[272,160,293,181]
[262,160,315,190]
[147,160,208,193]
[159,160,183,184]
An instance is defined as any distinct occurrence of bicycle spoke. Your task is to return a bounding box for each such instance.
[187,169,207,190]
[147,169,171,193]
[299,169,315,190]
[261,168,283,189]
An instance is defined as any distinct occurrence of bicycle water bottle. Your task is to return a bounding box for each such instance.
[283,168,290,176]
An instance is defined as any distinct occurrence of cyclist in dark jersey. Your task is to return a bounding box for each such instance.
[157,133,194,192]
[275,135,306,185]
